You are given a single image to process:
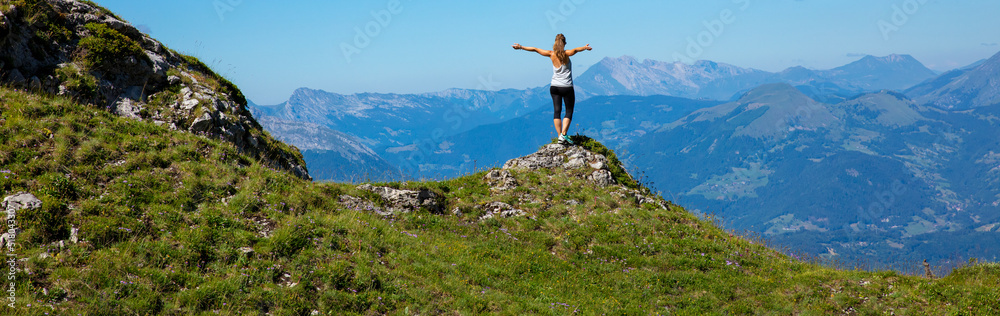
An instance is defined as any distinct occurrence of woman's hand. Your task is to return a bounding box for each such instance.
[567,44,592,56]
[513,44,551,56]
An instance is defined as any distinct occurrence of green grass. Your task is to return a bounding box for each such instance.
[53,63,99,102]
[2,86,999,314]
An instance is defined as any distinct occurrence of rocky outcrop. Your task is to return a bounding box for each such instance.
[0,0,309,180]
[355,184,443,215]
[484,169,518,192]
[477,201,526,221]
[503,143,618,187]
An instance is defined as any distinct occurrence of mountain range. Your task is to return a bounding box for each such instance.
[574,54,938,102]
[252,50,1000,267]
[252,53,942,180]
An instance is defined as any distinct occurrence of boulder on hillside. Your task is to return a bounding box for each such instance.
[356,184,443,215]
[503,143,618,187]
[2,192,42,212]
[484,169,518,192]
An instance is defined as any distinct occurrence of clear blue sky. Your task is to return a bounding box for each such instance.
[93,0,1000,105]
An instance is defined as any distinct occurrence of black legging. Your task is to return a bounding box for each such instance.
[550,85,575,120]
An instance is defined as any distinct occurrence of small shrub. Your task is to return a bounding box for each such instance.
[39,172,78,200]
[10,0,72,42]
[20,195,71,244]
[55,64,100,102]
[78,22,148,71]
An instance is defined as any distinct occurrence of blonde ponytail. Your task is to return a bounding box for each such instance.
[553,34,569,64]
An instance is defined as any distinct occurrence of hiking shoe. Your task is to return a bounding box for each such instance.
[562,134,574,145]
[557,136,568,144]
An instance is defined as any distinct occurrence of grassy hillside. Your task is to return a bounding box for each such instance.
[0,0,310,180]
[1,86,999,314]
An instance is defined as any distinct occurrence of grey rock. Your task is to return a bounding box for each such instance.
[478,202,526,220]
[589,158,607,170]
[70,226,78,244]
[485,169,518,191]
[146,51,170,78]
[502,144,568,170]
[123,86,144,101]
[181,71,199,84]
[180,96,200,111]
[563,157,587,169]
[1,192,40,249]
[8,69,24,84]
[190,111,214,133]
[28,76,41,90]
[113,98,143,119]
[3,192,42,212]
[356,184,443,214]
[167,75,181,86]
[587,169,616,187]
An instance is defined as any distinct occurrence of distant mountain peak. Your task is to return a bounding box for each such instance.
[823,54,936,91]
[859,54,916,63]
[840,54,925,69]
[293,87,324,95]
[906,49,1000,109]
[604,55,639,63]
[670,82,836,140]
[577,56,771,100]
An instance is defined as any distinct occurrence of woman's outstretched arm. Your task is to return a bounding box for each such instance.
[566,44,592,56]
[512,43,552,57]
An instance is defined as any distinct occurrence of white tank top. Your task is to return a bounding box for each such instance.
[551,58,573,87]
